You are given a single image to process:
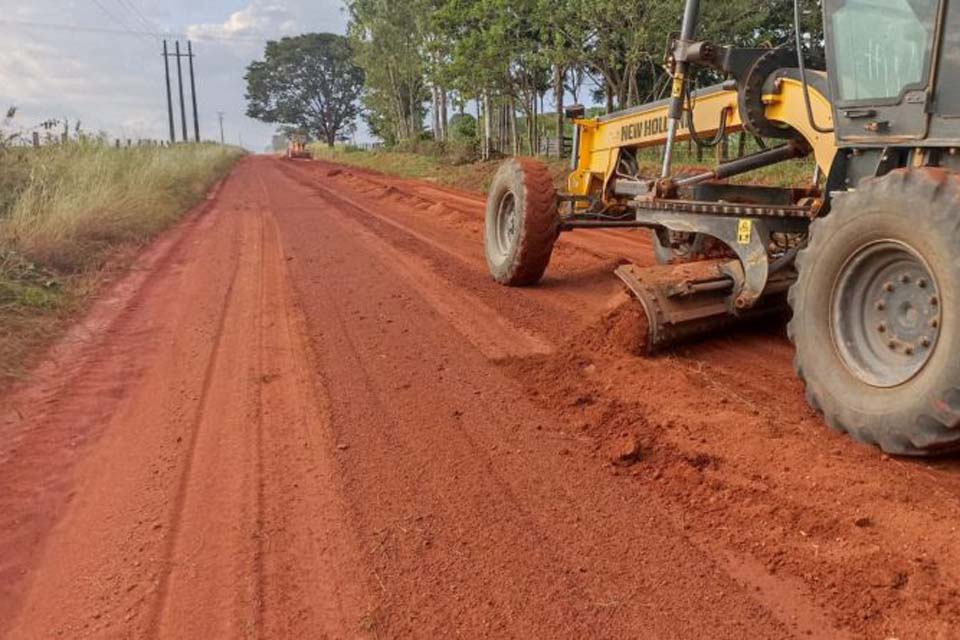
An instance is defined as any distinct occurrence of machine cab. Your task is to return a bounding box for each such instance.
[824,0,941,143]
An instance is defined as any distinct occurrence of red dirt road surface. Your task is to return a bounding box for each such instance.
[2,156,959,639]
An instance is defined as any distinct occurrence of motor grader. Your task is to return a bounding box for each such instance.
[485,0,960,455]
[286,134,312,160]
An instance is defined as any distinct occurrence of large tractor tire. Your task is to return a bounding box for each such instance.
[484,157,559,286]
[789,168,960,455]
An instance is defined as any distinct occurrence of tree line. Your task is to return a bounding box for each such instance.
[245,1,823,157]
[347,0,823,157]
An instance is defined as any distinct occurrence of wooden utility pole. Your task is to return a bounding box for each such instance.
[188,41,200,143]
[175,41,188,142]
[217,112,225,144]
[162,40,175,143]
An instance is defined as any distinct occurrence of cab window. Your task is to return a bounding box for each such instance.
[829,0,938,102]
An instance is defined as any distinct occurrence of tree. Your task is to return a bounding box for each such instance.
[245,33,364,147]
[348,0,430,145]
[340,0,816,153]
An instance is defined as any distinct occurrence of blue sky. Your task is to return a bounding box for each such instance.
[0,0,351,150]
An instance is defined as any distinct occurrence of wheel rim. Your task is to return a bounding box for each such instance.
[493,191,518,257]
[831,240,942,388]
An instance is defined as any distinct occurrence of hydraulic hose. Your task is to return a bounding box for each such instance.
[794,0,834,134]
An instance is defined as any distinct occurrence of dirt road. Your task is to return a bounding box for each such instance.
[2,156,959,639]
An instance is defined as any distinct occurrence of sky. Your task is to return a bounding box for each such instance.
[0,0,351,151]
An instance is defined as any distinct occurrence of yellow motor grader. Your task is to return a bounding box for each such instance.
[485,0,960,455]
[285,134,312,160]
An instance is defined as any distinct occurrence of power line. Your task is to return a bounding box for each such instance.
[89,0,152,42]
[0,18,278,44]
[115,0,158,33]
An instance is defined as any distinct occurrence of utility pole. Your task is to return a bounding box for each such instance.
[175,41,188,142]
[188,41,200,143]
[217,112,225,144]
[162,40,175,143]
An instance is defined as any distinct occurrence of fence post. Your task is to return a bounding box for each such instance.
[32,132,40,148]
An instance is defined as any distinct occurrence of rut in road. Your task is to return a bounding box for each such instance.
[0,156,958,639]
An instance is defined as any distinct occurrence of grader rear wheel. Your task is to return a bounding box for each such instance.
[484,158,559,286]
[789,169,960,455]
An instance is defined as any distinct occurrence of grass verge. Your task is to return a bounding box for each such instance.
[0,142,243,383]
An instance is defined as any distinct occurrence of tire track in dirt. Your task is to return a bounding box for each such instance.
[253,175,377,637]
[145,194,260,638]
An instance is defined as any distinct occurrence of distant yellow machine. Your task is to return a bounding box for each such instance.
[285,136,312,160]
[485,0,960,456]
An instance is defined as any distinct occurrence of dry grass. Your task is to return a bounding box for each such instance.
[1,142,242,270]
[0,142,243,383]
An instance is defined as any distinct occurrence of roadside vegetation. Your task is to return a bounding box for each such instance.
[309,138,816,193]
[0,139,242,382]
[309,142,571,193]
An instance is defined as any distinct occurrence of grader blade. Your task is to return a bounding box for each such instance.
[614,260,789,353]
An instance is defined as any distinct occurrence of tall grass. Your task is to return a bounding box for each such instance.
[0,142,243,381]
[1,142,242,271]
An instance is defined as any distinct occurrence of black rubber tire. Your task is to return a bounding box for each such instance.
[788,168,960,455]
[484,157,559,286]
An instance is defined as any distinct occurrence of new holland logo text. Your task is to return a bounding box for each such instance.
[620,115,684,142]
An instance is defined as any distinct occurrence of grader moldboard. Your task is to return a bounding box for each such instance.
[484,0,960,455]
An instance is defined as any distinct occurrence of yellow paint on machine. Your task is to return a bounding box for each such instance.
[566,73,836,201]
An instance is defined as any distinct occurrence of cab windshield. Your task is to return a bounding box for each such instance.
[829,0,938,102]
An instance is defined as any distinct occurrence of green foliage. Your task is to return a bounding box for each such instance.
[245,33,364,146]
[347,0,825,150]
[347,0,430,144]
[449,113,478,142]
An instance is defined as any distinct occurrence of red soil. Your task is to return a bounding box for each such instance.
[1,155,958,639]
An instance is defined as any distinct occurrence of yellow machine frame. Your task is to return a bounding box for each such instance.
[567,75,836,202]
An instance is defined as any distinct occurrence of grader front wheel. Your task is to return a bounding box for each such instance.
[484,158,559,286]
[789,169,960,455]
